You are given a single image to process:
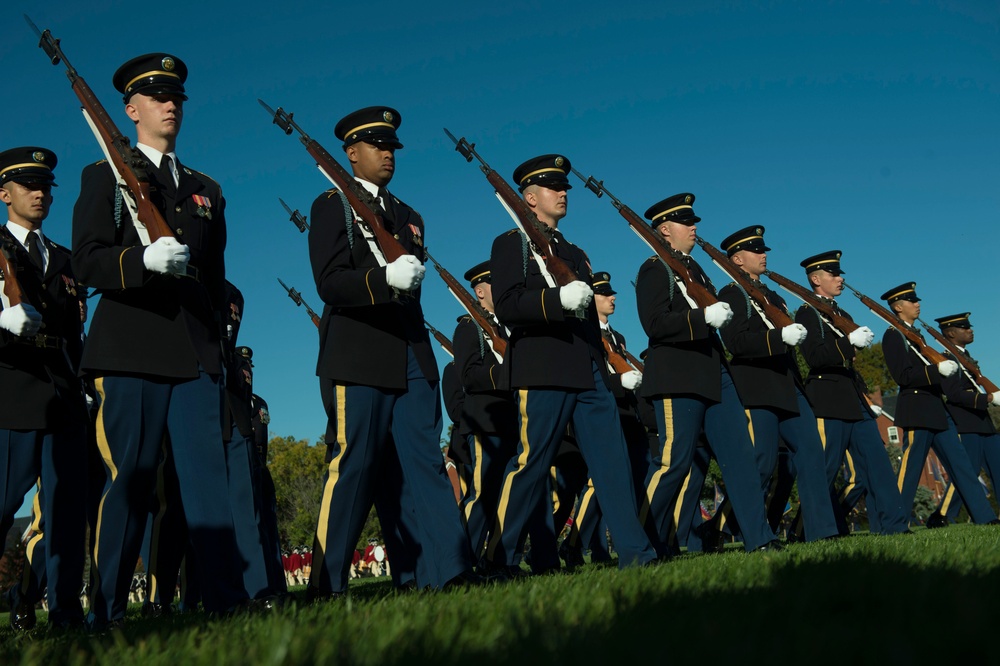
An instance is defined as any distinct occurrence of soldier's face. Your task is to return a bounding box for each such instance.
[475,282,495,312]
[811,270,844,299]
[525,185,567,226]
[733,249,767,276]
[946,326,974,346]
[659,220,697,254]
[348,141,395,187]
[126,93,184,142]
[595,293,616,318]
[0,181,52,229]
[894,299,920,321]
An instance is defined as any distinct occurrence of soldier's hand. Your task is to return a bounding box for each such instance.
[703,302,733,329]
[143,237,190,275]
[991,392,1000,407]
[781,323,808,346]
[848,326,875,349]
[621,370,642,391]
[869,404,883,417]
[385,255,425,291]
[937,360,959,377]
[559,281,593,311]
[0,303,43,337]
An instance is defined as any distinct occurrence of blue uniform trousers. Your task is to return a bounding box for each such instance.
[311,349,470,595]
[897,418,997,524]
[0,422,86,625]
[936,432,1000,520]
[142,436,186,606]
[818,412,909,534]
[488,362,656,568]
[462,431,514,560]
[675,446,712,551]
[250,453,286,594]
[568,480,613,562]
[746,392,839,541]
[89,372,246,624]
[643,367,775,551]
[225,428,271,599]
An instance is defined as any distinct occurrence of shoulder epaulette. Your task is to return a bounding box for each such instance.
[185,167,220,187]
[457,314,473,323]
[504,228,520,236]
[324,188,341,199]
[94,159,107,166]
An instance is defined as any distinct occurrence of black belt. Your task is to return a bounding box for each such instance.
[16,333,62,349]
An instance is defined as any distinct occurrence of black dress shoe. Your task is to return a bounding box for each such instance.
[985,519,1000,526]
[444,569,484,589]
[558,543,586,569]
[694,524,726,554]
[140,602,173,618]
[925,512,949,529]
[755,540,784,553]
[477,559,530,582]
[9,596,37,632]
[304,587,345,604]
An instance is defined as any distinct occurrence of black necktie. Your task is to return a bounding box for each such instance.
[378,188,395,224]
[26,231,43,272]
[160,155,176,188]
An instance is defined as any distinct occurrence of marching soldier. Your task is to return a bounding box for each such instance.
[250,393,287,594]
[924,312,1000,527]
[563,271,648,563]
[794,251,909,535]
[0,146,88,629]
[715,227,838,542]
[484,155,657,574]
[635,194,780,553]
[307,106,473,597]
[879,283,998,525]
[72,53,247,626]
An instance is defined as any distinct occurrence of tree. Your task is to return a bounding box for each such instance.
[268,436,327,549]
[912,486,937,524]
[855,343,897,394]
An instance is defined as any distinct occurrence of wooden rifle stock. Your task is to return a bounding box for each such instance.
[425,252,507,357]
[695,239,793,328]
[444,130,578,287]
[622,348,645,373]
[845,283,947,365]
[28,18,174,242]
[0,242,26,308]
[424,321,454,356]
[763,269,859,335]
[259,100,408,263]
[601,335,635,374]
[568,168,718,308]
[917,318,999,394]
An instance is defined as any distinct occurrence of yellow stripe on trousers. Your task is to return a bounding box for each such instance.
[313,384,349,587]
[92,376,120,571]
[897,430,914,492]
[640,398,674,525]
[147,435,171,603]
[21,479,44,589]
[488,388,533,560]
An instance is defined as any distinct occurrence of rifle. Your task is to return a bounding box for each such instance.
[424,251,506,358]
[279,198,309,232]
[26,16,175,244]
[443,129,578,287]
[259,100,408,263]
[843,283,947,365]
[569,168,718,308]
[917,317,999,394]
[424,320,454,356]
[277,278,321,329]
[622,348,645,373]
[694,238,793,328]
[763,269,860,335]
[601,333,637,375]
[0,241,28,309]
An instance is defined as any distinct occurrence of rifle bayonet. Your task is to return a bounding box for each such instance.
[279,198,309,232]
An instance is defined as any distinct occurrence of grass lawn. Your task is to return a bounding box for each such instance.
[2,525,998,665]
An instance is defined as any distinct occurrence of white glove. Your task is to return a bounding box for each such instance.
[937,360,959,377]
[621,370,642,391]
[990,392,1000,407]
[869,404,883,417]
[384,255,425,291]
[143,237,190,275]
[781,323,808,346]
[848,326,875,349]
[0,303,43,337]
[559,281,593,311]
[703,302,733,329]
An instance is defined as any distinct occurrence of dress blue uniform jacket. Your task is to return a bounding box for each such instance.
[882,324,950,430]
[941,349,996,435]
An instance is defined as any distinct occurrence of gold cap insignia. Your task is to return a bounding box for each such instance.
[835,252,841,259]
[162,57,175,71]
[756,227,763,235]
[383,111,394,122]
[554,156,565,168]
[33,151,45,162]
[684,195,692,204]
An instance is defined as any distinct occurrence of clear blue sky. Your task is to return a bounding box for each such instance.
[3,0,998,458]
